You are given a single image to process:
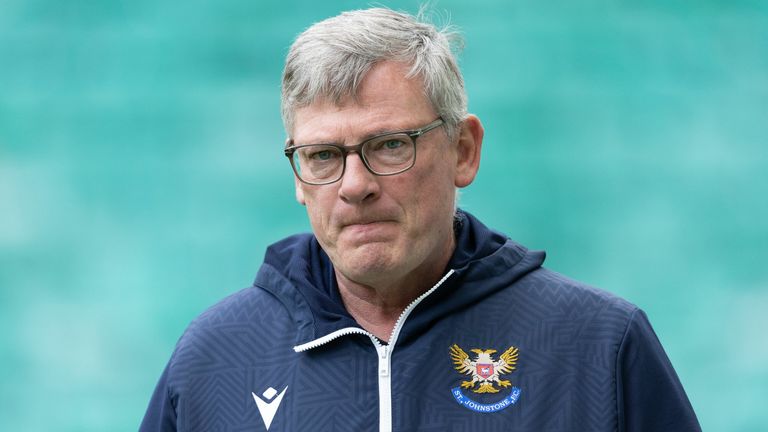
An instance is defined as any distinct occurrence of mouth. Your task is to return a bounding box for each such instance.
[345,219,386,226]
[343,220,392,229]
[339,214,396,227]
[340,219,396,238]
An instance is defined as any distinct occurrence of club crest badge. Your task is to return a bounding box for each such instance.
[449,344,522,413]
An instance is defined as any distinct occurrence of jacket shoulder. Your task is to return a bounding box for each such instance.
[140,286,295,431]
[525,267,638,318]
[191,285,288,328]
[508,267,640,352]
[166,286,296,387]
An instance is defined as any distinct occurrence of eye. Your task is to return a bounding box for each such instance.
[311,149,334,160]
[302,146,340,162]
[383,139,404,150]
[370,138,408,152]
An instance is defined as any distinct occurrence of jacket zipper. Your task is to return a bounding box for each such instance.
[294,269,455,432]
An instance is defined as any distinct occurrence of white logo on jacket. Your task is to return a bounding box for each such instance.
[252,386,288,430]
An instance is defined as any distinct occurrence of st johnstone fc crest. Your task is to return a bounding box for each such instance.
[449,344,522,413]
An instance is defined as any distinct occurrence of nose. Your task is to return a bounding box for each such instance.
[338,152,379,204]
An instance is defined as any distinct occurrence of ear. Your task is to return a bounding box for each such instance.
[295,176,306,205]
[454,114,484,188]
[287,138,307,205]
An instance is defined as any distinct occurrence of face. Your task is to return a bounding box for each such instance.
[291,61,480,288]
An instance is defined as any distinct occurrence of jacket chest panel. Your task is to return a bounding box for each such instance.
[387,303,621,432]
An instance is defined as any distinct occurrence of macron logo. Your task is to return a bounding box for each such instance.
[252,386,287,431]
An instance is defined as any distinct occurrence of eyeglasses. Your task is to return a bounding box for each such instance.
[284,118,444,185]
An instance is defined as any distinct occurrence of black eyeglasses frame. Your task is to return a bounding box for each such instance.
[284,117,445,185]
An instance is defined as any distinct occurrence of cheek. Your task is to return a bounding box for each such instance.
[302,189,336,238]
[402,168,456,229]
[412,157,456,199]
[304,195,326,225]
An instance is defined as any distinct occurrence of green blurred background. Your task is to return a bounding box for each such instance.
[1,0,766,430]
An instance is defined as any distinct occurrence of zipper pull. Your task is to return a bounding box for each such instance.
[378,345,389,377]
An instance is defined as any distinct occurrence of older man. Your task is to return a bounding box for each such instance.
[141,8,700,432]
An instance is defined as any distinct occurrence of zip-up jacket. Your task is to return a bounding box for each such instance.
[141,210,701,431]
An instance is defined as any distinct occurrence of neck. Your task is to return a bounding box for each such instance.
[336,234,455,342]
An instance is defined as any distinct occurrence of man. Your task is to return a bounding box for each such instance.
[141,8,700,432]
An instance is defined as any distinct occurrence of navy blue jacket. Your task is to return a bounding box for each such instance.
[141,210,700,431]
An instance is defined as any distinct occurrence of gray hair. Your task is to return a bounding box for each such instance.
[281,8,467,139]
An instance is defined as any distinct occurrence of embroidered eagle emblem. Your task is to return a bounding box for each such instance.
[450,344,519,394]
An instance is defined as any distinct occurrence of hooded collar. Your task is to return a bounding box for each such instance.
[254,209,545,347]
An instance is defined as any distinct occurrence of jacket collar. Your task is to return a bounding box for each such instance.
[254,209,545,347]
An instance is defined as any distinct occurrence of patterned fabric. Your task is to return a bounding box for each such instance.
[140,210,700,431]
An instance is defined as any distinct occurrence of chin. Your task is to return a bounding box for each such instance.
[338,247,401,281]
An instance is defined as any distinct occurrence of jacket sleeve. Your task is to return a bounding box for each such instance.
[139,362,178,432]
[616,309,701,432]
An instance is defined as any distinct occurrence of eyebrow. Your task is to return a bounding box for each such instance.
[294,125,414,147]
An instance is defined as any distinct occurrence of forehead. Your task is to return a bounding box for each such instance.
[292,62,436,144]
